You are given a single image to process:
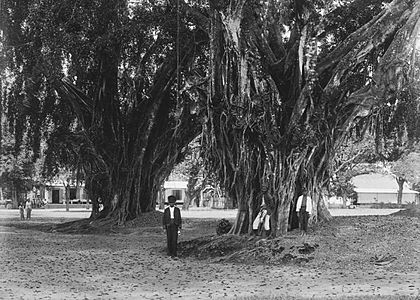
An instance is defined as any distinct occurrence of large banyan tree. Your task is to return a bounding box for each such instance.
[200,0,420,235]
[1,0,419,232]
[1,0,207,222]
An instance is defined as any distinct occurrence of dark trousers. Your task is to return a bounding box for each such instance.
[26,208,32,219]
[166,222,179,257]
[299,210,309,232]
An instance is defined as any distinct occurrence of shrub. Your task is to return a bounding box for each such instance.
[216,218,232,235]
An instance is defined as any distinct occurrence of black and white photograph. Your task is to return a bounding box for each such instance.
[0,0,419,299]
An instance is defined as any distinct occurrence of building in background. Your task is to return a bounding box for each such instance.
[352,173,419,205]
[44,181,88,205]
[161,180,188,205]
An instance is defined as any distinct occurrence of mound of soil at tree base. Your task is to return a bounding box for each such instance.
[124,211,163,228]
[178,214,419,270]
[390,206,420,218]
[48,211,164,234]
[179,233,320,265]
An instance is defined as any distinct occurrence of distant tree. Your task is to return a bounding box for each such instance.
[0,130,39,206]
[179,146,204,210]
[172,156,203,210]
[392,151,420,204]
[169,138,224,210]
[330,135,379,204]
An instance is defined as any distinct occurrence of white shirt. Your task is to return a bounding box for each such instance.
[169,206,175,219]
[296,195,312,213]
[252,208,270,230]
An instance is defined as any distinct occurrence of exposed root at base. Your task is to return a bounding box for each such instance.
[49,211,164,234]
[179,234,319,265]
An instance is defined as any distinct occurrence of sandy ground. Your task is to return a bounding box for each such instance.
[0,207,419,300]
[0,206,402,219]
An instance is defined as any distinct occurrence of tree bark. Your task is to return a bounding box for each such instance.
[396,177,405,205]
[65,183,70,212]
[56,18,207,224]
[12,186,18,208]
[203,0,415,237]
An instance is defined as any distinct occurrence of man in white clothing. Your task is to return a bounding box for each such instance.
[296,189,312,235]
[252,203,270,236]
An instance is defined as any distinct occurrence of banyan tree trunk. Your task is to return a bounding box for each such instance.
[202,0,418,236]
[57,23,206,224]
[231,205,249,235]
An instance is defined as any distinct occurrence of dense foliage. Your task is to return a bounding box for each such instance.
[201,0,420,235]
[1,0,207,221]
[1,0,419,232]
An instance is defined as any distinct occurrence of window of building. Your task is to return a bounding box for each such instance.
[70,188,77,200]
[172,190,182,201]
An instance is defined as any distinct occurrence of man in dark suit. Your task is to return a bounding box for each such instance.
[162,195,182,258]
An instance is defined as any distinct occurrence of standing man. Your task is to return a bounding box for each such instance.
[162,195,182,258]
[19,202,25,220]
[296,188,312,235]
[25,198,32,220]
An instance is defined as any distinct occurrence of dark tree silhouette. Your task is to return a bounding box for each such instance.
[200,0,420,235]
[1,0,207,224]
[1,0,419,233]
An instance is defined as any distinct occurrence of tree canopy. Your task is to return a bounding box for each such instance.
[1,0,419,233]
[200,0,420,234]
[1,0,208,221]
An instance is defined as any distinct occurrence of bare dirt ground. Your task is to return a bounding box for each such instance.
[0,207,419,300]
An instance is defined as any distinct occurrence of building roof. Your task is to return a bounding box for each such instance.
[352,173,419,194]
[164,181,188,189]
[354,188,418,194]
[353,173,407,189]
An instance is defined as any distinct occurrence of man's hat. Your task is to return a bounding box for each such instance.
[168,195,177,203]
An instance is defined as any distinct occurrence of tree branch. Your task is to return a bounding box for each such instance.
[56,78,93,129]
[317,0,412,85]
